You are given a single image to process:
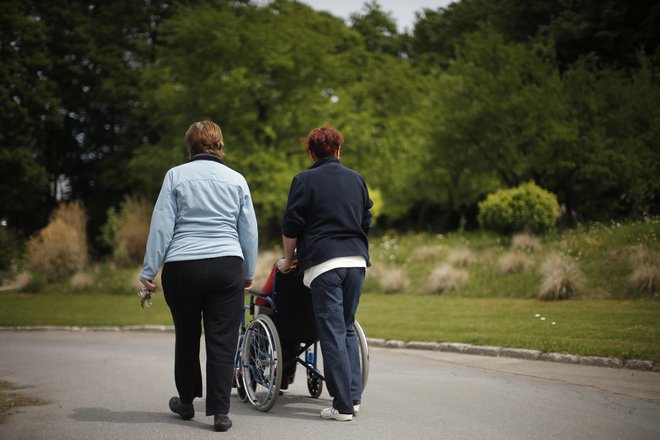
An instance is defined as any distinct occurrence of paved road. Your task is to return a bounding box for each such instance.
[1,330,659,439]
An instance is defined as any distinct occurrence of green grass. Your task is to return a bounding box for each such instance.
[0,291,172,326]
[1,220,658,362]
[366,219,660,298]
[358,294,660,362]
[1,291,658,362]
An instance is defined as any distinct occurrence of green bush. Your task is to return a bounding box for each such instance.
[478,182,560,234]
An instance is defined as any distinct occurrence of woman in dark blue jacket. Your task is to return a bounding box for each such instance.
[277,125,372,421]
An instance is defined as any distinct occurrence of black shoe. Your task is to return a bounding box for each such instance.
[169,396,194,420]
[214,414,232,432]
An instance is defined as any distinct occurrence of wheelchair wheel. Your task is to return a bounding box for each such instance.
[240,315,282,411]
[355,321,369,391]
[307,367,323,398]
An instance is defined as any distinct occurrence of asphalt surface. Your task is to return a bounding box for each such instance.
[1,330,659,439]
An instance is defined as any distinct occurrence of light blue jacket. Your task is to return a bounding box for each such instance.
[140,154,258,281]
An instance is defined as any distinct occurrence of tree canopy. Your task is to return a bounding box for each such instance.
[1,0,658,247]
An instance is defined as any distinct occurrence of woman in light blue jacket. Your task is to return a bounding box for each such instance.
[140,121,257,433]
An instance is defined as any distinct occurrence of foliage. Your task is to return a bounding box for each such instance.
[1,0,659,251]
[25,201,88,282]
[103,197,153,267]
[478,182,560,234]
[0,227,21,283]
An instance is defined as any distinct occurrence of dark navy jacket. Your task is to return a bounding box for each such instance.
[282,157,372,272]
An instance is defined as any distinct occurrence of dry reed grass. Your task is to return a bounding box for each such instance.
[70,272,94,291]
[497,252,533,274]
[426,264,468,293]
[411,245,444,263]
[626,245,660,295]
[376,266,409,293]
[114,197,152,266]
[447,248,476,266]
[538,254,584,300]
[26,201,88,281]
[511,233,542,253]
[629,264,660,295]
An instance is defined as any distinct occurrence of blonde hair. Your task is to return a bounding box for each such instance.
[185,121,224,158]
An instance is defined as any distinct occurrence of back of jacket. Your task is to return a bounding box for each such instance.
[282,157,372,271]
[140,156,258,281]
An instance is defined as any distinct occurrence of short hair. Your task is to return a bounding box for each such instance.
[302,125,343,158]
[185,121,224,157]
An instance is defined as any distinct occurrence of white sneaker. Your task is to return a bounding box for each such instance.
[320,407,353,421]
[353,402,360,414]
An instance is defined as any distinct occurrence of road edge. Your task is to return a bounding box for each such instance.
[1,325,657,373]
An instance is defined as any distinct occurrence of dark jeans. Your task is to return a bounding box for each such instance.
[161,256,244,416]
[309,267,364,414]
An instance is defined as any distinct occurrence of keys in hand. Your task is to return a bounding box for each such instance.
[138,287,153,309]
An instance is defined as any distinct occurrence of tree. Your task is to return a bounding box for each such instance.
[132,0,368,237]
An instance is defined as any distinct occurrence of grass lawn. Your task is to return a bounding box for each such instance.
[1,291,658,362]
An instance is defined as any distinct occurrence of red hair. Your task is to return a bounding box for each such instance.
[302,126,343,158]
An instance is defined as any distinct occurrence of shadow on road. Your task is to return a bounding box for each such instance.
[69,407,208,429]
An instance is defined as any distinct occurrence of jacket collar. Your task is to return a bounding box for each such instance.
[310,156,340,169]
[190,153,223,164]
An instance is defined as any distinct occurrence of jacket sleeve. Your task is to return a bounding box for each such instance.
[282,175,307,238]
[140,171,177,280]
[238,181,258,280]
[362,180,373,236]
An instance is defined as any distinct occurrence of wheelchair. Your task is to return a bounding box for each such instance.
[233,263,369,412]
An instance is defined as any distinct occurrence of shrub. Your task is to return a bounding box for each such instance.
[26,201,88,282]
[106,197,153,266]
[497,252,533,274]
[538,254,584,300]
[478,182,560,234]
[426,264,468,293]
[511,232,542,253]
[376,266,409,293]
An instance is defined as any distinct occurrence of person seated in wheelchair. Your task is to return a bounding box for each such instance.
[254,259,317,390]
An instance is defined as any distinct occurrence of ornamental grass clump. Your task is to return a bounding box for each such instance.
[412,245,444,263]
[447,248,476,267]
[497,251,533,274]
[69,271,94,291]
[26,201,88,283]
[376,266,409,293]
[426,264,468,293]
[627,246,660,296]
[511,232,542,253]
[104,197,153,266]
[538,254,585,300]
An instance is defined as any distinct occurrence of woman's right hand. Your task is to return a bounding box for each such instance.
[140,278,157,290]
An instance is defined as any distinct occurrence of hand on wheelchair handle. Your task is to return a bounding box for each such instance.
[276,258,293,274]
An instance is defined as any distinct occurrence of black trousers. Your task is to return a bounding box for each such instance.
[161,256,244,416]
